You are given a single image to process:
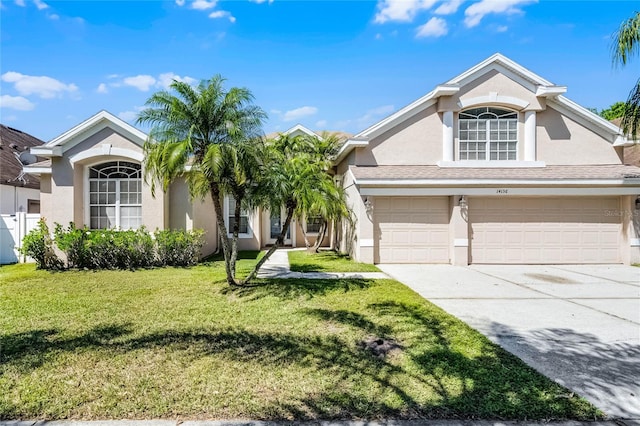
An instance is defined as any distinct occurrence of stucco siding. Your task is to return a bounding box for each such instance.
[442,70,545,112]
[537,106,622,165]
[64,128,143,158]
[356,104,441,166]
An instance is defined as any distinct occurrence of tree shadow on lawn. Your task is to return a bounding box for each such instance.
[219,278,375,300]
[1,303,601,420]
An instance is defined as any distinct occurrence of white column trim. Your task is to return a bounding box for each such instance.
[524,111,537,162]
[442,111,454,162]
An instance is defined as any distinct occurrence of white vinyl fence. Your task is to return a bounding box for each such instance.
[0,213,40,264]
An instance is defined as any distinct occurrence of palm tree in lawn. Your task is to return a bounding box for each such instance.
[612,11,640,139]
[241,133,349,284]
[138,76,266,286]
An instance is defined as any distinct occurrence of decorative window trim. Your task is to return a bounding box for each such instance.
[458,107,518,161]
[224,196,253,238]
[85,161,142,230]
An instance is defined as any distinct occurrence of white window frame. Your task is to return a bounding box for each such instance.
[304,215,323,235]
[458,107,518,161]
[224,196,253,238]
[85,161,142,230]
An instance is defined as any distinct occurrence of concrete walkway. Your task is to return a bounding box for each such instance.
[257,248,388,280]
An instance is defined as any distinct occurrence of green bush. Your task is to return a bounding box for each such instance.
[33,223,204,270]
[54,222,88,268]
[20,219,63,270]
[155,229,205,266]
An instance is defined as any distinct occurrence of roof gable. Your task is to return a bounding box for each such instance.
[32,110,148,157]
[351,53,626,147]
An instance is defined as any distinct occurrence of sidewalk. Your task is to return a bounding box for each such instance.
[257,248,388,280]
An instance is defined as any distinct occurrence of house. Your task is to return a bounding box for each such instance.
[0,124,44,214]
[333,53,640,265]
[23,112,335,256]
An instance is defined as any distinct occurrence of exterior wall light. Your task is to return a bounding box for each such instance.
[363,196,374,214]
[459,195,468,209]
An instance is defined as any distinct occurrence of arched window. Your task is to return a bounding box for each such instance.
[459,107,518,160]
[88,161,142,229]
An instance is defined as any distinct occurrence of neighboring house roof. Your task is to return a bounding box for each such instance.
[350,164,640,183]
[0,124,44,189]
[266,124,352,142]
[336,53,628,163]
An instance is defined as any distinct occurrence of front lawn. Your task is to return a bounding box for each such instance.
[288,250,381,273]
[0,259,600,420]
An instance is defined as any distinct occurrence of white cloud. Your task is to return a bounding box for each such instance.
[315,120,327,128]
[496,25,508,32]
[208,10,235,22]
[156,72,197,89]
[416,17,448,37]
[107,74,120,79]
[96,83,108,94]
[250,0,274,3]
[47,13,59,20]
[191,0,217,10]
[1,71,78,99]
[464,0,537,28]
[123,75,156,91]
[14,0,25,6]
[375,33,383,40]
[374,0,438,23]
[283,106,318,122]
[33,0,48,10]
[4,115,18,122]
[175,0,185,5]
[434,0,462,15]
[118,106,145,122]
[0,95,36,111]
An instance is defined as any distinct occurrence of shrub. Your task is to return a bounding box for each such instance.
[54,222,88,268]
[84,228,156,270]
[20,219,63,270]
[156,229,205,266]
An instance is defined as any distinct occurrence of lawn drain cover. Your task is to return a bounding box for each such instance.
[359,336,403,358]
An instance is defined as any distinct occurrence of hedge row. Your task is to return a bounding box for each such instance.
[21,220,204,270]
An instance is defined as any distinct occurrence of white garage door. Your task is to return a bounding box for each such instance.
[470,197,622,264]
[375,197,450,263]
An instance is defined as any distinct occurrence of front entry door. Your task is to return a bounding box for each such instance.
[268,209,292,245]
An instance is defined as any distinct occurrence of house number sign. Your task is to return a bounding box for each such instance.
[496,189,509,194]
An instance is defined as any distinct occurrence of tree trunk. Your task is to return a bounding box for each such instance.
[311,219,327,253]
[299,220,311,249]
[230,195,242,278]
[209,183,237,286]
[242,204,295,285]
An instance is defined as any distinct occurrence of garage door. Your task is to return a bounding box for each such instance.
[470,197,621,264]
[375,197,450,263]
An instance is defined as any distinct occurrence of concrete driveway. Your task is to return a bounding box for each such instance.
[378,264,640,419]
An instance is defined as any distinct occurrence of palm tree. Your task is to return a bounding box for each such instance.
[241,133,349,284]
[612,11,640,139]
[138,76,266,286]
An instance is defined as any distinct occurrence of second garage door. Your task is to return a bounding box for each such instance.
[470,197,622,264]
[375,197,450,263]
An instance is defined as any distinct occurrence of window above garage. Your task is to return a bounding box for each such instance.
[459,107,518,161]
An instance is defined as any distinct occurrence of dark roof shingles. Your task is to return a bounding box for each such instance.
[0,124,45,189]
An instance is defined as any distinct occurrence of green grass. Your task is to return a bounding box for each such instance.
[0,258,601,420]
[288,250,381,273]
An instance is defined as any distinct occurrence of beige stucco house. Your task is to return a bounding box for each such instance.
[23,113,331,256]
[333,53,640,265]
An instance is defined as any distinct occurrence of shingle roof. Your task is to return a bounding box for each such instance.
[350,164,640,182]
[0,125,45,189]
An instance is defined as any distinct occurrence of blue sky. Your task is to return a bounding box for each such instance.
[0,0,638,141]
